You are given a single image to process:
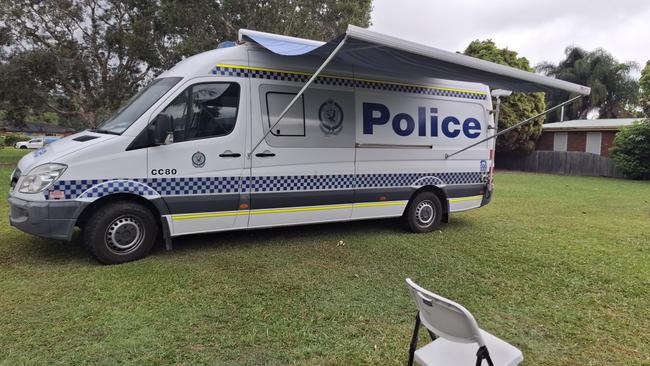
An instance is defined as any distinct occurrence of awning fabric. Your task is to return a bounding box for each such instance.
[239,26,591,95]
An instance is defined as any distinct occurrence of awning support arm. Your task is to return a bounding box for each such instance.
[247,36,348,158]
[444,95,583,159]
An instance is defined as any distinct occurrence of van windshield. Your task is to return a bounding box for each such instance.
[96,77,182,134]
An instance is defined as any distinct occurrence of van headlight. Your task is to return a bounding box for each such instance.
[19,163,67,193]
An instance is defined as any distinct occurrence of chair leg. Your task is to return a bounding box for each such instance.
[475,345,495,366]
[407,312,421,366]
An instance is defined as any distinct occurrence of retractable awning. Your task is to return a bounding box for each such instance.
[239,25,591,95]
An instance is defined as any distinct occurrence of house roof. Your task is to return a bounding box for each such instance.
[2,122,75,134]
[542,118,640,132]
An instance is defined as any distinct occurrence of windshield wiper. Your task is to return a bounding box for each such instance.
[89,128,121,135]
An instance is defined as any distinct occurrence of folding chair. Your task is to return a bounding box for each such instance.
[406,278,523,366]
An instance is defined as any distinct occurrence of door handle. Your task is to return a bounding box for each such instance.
[219,151,241,158]
[255,151,276,157]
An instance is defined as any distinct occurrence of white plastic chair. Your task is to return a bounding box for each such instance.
[406,278,523,366]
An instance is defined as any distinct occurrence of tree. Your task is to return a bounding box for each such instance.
[639,61,650,117]
[537,47,639,120]
[0,0,372,128]
[611,119,650,180]
[463,40,546,153]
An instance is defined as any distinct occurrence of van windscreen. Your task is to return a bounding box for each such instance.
[97,77,182,134]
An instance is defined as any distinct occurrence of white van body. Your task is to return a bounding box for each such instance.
[8,38,497,262]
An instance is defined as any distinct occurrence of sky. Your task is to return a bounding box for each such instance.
[370,0,650,74]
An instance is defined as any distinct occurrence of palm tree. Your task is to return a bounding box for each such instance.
[537,47,639,121]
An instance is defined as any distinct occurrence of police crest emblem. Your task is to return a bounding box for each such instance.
[192,151,206,168]
[318,99,344,134]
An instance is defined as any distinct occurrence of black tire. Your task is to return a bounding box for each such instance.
[405,192,443,233]
[83,201,158,264]
[19,146,27,149]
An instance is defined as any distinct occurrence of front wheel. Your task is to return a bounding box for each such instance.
[405,192,443,233]
[19,146,26,149]
[84,201,158,264]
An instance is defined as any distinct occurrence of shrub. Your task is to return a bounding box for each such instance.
[2,133,31,147]
[611,119,650,179]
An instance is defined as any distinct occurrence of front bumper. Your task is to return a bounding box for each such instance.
[8,196,86,241]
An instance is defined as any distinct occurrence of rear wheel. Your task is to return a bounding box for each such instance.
[84,201,157,264]
[405,192,443,233]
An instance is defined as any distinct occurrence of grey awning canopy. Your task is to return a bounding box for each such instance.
[239,26,591,95]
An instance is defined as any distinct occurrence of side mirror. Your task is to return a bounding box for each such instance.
[150,114,173,145]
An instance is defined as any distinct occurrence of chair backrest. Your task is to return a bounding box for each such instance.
[406,278,485,346]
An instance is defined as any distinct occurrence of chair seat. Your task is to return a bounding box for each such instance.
[415,329,523,366]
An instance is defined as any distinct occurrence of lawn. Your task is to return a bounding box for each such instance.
[1,148,649,365]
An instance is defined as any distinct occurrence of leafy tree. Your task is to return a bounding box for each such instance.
[639,61,650,117]
[0,0,371,128]
[611,119,650,180]
[537,47,639,120]
[464,40,546,153]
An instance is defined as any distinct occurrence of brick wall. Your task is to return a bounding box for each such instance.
[567,131,586,152]
[600,131,617,157]
[536,132,554,151]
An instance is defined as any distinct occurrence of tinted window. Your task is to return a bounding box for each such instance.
[159,82,240,142]
[98,77,182,134]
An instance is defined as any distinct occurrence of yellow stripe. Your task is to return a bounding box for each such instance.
[171,201,408,221]
[215,64,487,96]
[172,211,248,220]
[448,195,483,203]
[353,201,408,208]
[250,204,353,215]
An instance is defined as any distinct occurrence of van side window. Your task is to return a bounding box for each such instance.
[159,82,240,142]
[266,92,305,136]
[161,89,189,142]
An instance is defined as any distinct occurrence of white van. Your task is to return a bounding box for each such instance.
[8,26,590,264]
[15,137,45,149]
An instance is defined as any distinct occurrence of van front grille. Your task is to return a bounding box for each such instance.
[10,168,20,192]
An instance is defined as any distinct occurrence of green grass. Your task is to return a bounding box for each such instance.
[1,148,649,365]
[0,147,30,166]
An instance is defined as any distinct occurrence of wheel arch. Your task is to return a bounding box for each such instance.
[404,185,449,223]
[76,193,168,228]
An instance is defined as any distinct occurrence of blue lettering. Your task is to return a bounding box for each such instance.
[362,102,481,138]
[442,116,460,138]
[418,107,426,136]
[430,108,438,137]
[392,113,415,136]
[463,118,481,138]
[362,103,389,134]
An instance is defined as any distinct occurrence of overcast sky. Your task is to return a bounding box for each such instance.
[370,0,650,74]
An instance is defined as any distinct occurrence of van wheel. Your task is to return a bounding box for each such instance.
[84,201,157,264]
[405,192,443,233]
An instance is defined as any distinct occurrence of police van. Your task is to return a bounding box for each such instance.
[8,26,590,264]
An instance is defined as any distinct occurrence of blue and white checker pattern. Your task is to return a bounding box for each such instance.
[45,172,483,200]
[211,65,487,100]
[141,177,241,196]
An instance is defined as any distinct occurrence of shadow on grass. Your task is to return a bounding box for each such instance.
[16,216,474,264]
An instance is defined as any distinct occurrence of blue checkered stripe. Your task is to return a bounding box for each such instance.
[46,172,482,200]
[246,174,355,192]
[141,176,241,196]
[46,179,157,200]
[211,66,486,100]
[355,172,483,188]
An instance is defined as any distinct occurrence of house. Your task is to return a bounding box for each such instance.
[535,118,638,157]
[0,122,76,138]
